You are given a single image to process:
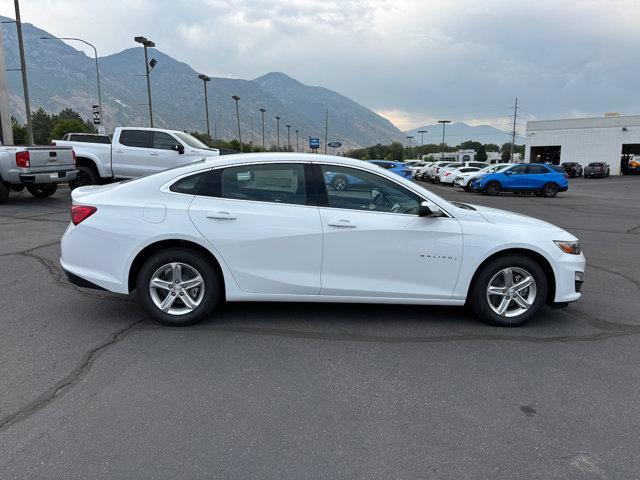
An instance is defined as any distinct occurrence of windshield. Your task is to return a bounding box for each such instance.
[174,132,212,149]
[481,164,510,173]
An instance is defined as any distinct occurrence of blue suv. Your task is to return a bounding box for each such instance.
[470,163,569,197]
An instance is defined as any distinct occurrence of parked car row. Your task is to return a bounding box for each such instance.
[410,160,570,197]
[561,161,610,178]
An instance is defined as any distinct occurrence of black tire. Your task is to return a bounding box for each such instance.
[10,185,24,192]
[136,248,221,326]
[331,174,349,191]
[541,182,559,198]
[470,254,548,327]
[484,181,501,196]
[0,182,9,204]
[26,184,58,198]
[69,164,98,190]
[463,186,471,192]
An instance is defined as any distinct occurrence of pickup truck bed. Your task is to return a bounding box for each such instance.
[0,146,77,203]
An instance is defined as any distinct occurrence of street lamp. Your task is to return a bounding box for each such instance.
[418,129,427,146]
[438,120,451,160]
[275,116,281,150]
[259,108,266,149]
[134,36,156,127]
[406,135,414,149]
[286,125,291,150]
[41,36,103,128]
[197,74,211,137]
[232,95,242,152]
[295,129,299,152]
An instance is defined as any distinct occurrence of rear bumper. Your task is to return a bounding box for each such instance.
[62,267,106,291]
[13,169,77,185]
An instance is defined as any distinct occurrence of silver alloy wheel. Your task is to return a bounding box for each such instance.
[149,262,205,316]
[332,176,347,191]
[486,267,537,318]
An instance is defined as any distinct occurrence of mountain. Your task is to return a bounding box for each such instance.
[404,123,523,148]
[0,16,404,149]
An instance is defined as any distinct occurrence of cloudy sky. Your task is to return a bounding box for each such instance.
[2,0,639,132]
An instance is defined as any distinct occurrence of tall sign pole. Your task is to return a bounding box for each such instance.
[14,0,33,145]
[510,97,518,162]
[0,20,14,145]
[324,109,328,154]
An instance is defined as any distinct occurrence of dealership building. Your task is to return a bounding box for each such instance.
[524,114,640,175]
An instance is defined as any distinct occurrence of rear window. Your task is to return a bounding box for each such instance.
[119,130,153,148]
[68,134,111,144]
[588,163,603,166]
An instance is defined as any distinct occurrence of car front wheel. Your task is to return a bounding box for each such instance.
[470,255,547,327]
[331,175,348,191]
[541,182,559,197]
[136,248,220,326]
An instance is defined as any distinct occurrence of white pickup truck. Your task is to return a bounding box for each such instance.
[53,127,220,188]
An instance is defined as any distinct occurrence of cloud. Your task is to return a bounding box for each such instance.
[4,0,639,130]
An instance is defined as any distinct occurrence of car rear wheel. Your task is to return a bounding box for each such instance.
[69,165,98,190]
[26,184,58,198]
[331,175,348,191]
[470,255,547,327]
[484,181,501,196]
[541,182,559,197]
[136,248,220,326]
[463,186,471,192]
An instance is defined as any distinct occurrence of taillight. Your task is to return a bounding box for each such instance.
[71,204,97,225]
[50,141,56,146]
[16,151,30,168]
[72,149,77,166]
[445,172,451,176]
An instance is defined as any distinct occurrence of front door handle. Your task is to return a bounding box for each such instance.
[206,211,236,220]
[114,149,124,154]
[149,152,159,156]
[327,219,356,228]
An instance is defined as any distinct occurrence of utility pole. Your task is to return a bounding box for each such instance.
[250,117,254,152]
[438,120,451,160]
[286,125,291,151]
[0,20,14,144]
[418,130,427,146]
[14,0,33,145]
[275,116,280,149]
[406,135,414,149]
[134,36,156,127]
[259,108,266,149]
[324,109,328,154]
[198,74,211,137]
[295,129,299,152]
[510,97,518,162]
[232,95,242,152]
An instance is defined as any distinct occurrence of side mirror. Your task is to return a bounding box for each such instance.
[418,200,443,217]
[172,144,185,154]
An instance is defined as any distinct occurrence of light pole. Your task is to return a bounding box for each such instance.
[134,36,156,127]
[275,116,281,150]
[197,74,211,137]
[418,129,427,146]
[286,125,291,151]
[14,0,33,144]
[41,36,103,129]
[406,135,414,149]
[438,120,451,160]
[259,108,266,149]
[232,95,242,152]
[295,129,299,152]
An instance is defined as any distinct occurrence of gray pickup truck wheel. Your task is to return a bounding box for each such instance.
[26,184,58,198]
[69,165,98,190]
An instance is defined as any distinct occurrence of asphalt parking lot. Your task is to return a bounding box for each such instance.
[1,176,639,479]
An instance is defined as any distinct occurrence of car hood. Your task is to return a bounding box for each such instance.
[469,204,573,235]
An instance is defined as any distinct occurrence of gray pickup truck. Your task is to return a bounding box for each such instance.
[0,145,77,203]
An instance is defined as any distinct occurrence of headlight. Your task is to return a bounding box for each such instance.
[554,240,581,255]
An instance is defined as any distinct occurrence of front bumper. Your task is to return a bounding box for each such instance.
[552,252,586,303]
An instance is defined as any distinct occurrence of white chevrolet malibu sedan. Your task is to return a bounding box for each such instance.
[60,153,585,327]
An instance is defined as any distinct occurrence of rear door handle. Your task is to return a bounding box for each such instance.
[206,211,236,220]
[327,219,356,228]
[149,152,159,156]
[115,149,124,154]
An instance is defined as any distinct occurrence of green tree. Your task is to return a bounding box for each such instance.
[387,142,404,161]
[11,117,27,145]
[50,118,92,140]
[476,144,488,163]
[32,108,54,144]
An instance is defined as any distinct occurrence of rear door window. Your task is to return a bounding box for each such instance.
[119,130,153,148]
[220,163,307,206]
[527,165,550,174]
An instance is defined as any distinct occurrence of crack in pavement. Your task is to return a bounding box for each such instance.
[0,319,146,432]
[589,263,640,291]
[627,223,640,234]
[0,213,68,224]
[0,241,61,258]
